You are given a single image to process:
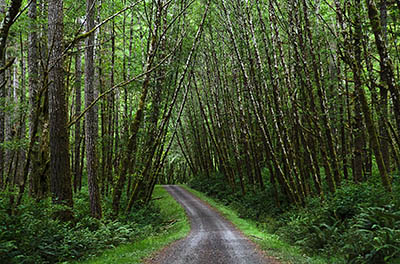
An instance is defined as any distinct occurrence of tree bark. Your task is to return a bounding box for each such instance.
[28,0,47,198]
[74,37,82,193]
[48,0,73,221]
[0,0,23,189]
[85,0,102,219]
[367,0,400,143]
[357,0,392,192]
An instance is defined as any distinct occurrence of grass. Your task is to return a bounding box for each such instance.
[182,185,342,264]
[73,184,342,264]
[72,185,190,264]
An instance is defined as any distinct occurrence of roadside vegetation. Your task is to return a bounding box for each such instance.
[188,172,400,264]
[0,186,189,263]
[183,185,334,264]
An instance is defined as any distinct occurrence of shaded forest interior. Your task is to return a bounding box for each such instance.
[1,0,400,263]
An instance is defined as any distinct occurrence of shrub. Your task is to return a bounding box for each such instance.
[328,181,389,221]
[0,191,168,263]
[343,206,400,263]
[190,172,400,262]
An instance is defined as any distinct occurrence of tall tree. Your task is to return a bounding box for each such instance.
[48,0,73,220]
[74,36,82,193]
[367,0,400,142]
[28,0,48,198]
[0,0,23,189]
[85,0,102,219]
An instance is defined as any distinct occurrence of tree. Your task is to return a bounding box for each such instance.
[74,34,83,193]
[48,0,73,220]
[85,0,102,219]
[0,0,23,189]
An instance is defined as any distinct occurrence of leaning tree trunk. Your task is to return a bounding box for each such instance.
[0,0,23,189]
[112,2,162,216]
[367,0,400,143]
[356,0,392,192]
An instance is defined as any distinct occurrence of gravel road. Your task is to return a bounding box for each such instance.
[146,185,278,264]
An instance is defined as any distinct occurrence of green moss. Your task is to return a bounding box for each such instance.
[367,1,382,36]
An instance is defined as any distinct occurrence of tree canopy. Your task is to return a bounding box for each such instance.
[1,0,400,263]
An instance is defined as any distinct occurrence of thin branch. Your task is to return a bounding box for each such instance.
[70,1,143,46]
[67,52,172,128]
[12,0,33,25]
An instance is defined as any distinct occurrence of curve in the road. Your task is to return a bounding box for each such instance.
[146,185,279,264]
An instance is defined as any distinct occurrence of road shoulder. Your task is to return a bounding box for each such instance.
[182,185,331,264]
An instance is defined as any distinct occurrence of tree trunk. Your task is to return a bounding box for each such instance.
[85,0,102,219]
[74,37,82,193]
[378,0,390,172]
[367,0,400,142]
[48,0,73,221]
[0,0,23,189]
[352,7,365,183]
[357,0,392,192]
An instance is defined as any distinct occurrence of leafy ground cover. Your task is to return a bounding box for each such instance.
[0,185,189,264]
[74,185,189,264]
[188,173,400,264]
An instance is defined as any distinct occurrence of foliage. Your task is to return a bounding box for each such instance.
[0,189,168,264]
[344,206,400,263]
[77,185,190,264]
[184,185,338,264]
[189,172,237,204]
[190,175,400,263]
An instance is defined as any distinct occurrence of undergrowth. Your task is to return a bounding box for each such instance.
[189,172,400,263]
[75,185,189,264]
[0,187,170,263]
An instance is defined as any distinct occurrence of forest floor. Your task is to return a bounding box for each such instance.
[145,185,280,264]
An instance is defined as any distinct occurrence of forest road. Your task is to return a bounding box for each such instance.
[145,185,279,264]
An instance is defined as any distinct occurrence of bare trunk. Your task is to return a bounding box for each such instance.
[367,0,400,143]
[74,38,82,193]
[85,0,102,219]
[0,0,23,189]
[48,0,73,221]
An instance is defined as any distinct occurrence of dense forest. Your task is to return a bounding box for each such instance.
[0,0,400,263]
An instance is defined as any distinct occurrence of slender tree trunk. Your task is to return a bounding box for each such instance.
[367,0,400,142]
[378,0,390,172]
[0,0,23,189]
[85,0,102,219]
[5,66,13,186]
[304,0,341,190]
[112,21,159,216]
[74,38,82,193]
[356,0,392,192]
[353,6,365,183]
[17,33,26,185]
[0,0,6,189]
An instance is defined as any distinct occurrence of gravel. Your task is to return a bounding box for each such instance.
[146,185,279,264]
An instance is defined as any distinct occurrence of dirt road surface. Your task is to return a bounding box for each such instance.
[146,185,279,264]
